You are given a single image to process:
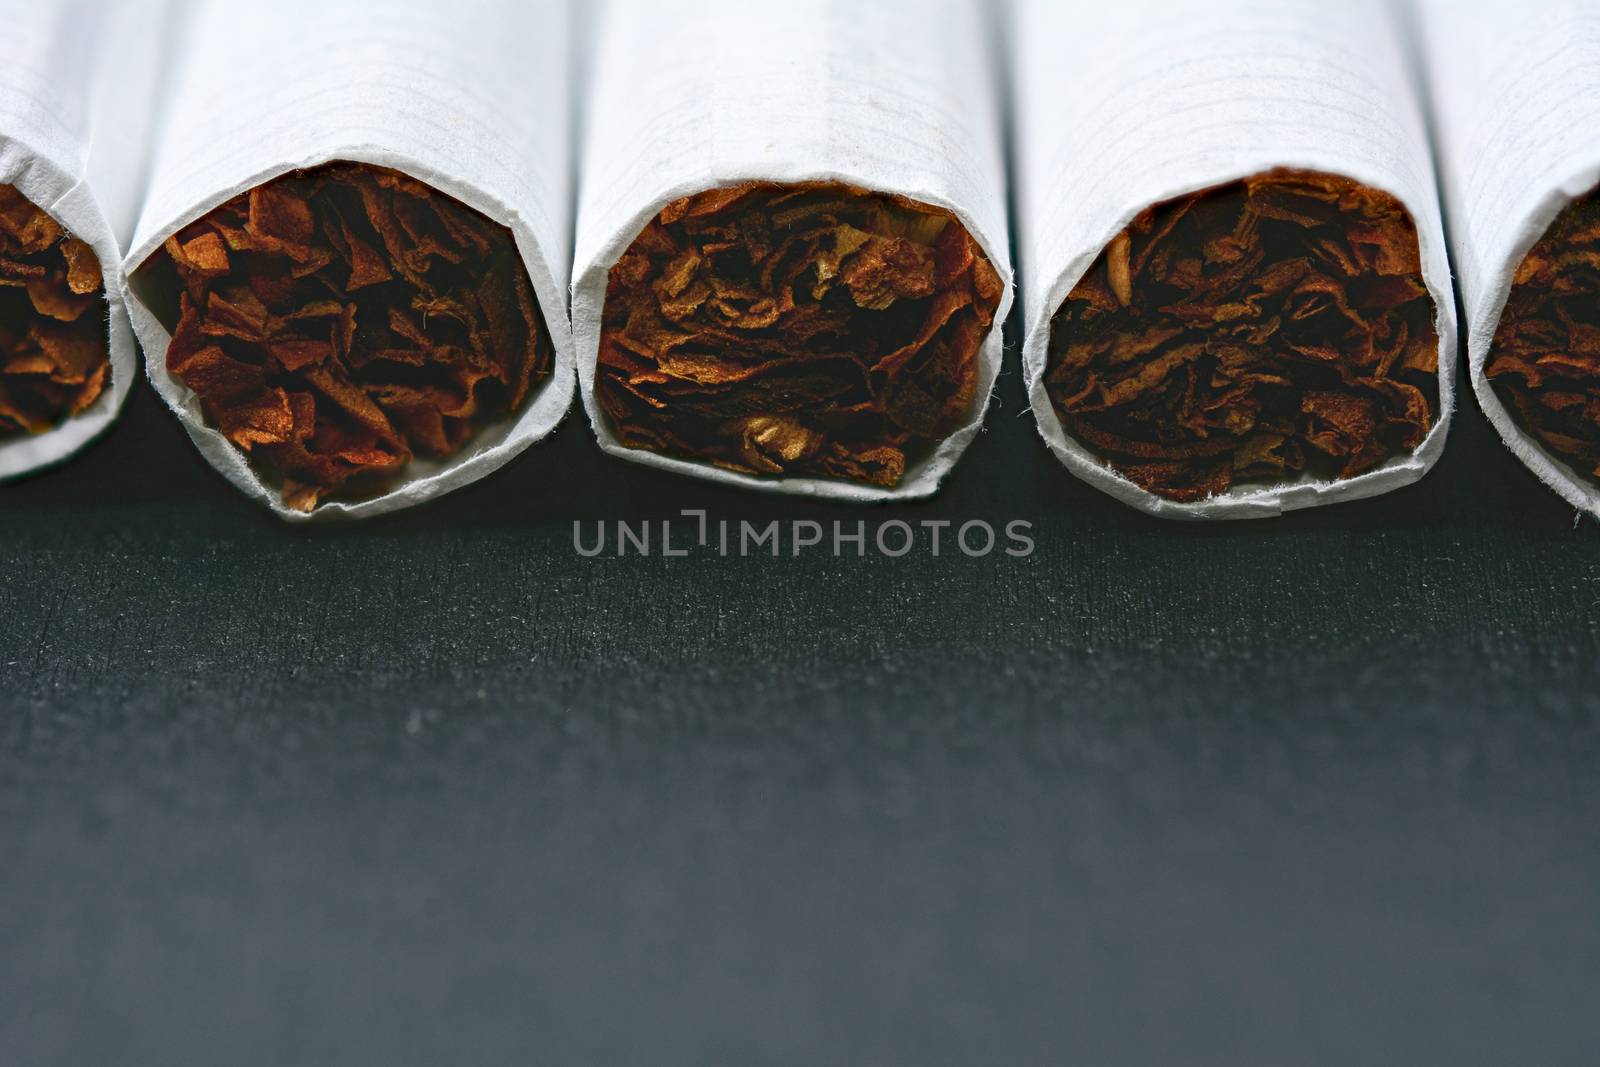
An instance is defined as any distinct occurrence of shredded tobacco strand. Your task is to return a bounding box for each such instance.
[1485,187,1600,484]
[141,162,553,512]
[0,185,109,437]
[596,181,1003,488]
[1044,169,1439,503]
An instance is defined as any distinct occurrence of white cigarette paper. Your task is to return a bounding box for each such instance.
[572,0,1014,501]
[1414,0,1600,517]
[0,0,169,479]
[126,0,575,521]
[1011,0,1457,520]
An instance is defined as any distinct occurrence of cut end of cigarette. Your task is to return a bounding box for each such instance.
[0,185,109,437]
[1485,187,1600,485]
[137,162,554,513]
[1044,169,1439,504]
[596,181,1003,489]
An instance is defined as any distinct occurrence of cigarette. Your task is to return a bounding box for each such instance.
[1012,0,1455,518]
[595,181,1003,489]
[573,0,1013,501]
[1041,170,1439,504]
[125,0,576,520]
[0,187,111,437]
[1416,0,1600,517]
[0,0,170,479]
[136,163,554,514]
[1481,192,1600,485]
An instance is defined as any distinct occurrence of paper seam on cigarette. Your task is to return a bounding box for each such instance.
[1012,0,1457,520]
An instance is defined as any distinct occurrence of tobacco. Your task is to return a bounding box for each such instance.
[1485,188,1600,483]
[596,181,1003,487]
[142,162,552,512]
[1044,169,1438,503]
[0,185,108,436]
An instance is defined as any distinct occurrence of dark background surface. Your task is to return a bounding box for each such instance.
[3,325,1598,1065]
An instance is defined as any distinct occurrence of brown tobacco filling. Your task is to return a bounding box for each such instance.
[1485,189,1600,482]
[141,162,552,512]
[0,185,109,436]
[597,182,1003,488]
[1045,169,1439,503]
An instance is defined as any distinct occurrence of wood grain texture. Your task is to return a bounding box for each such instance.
[2,321,1598,1065]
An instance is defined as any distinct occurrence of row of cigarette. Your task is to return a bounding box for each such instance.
[0,0,1592,522]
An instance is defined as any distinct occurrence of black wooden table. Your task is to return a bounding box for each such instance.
[3,331,1596,1064]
